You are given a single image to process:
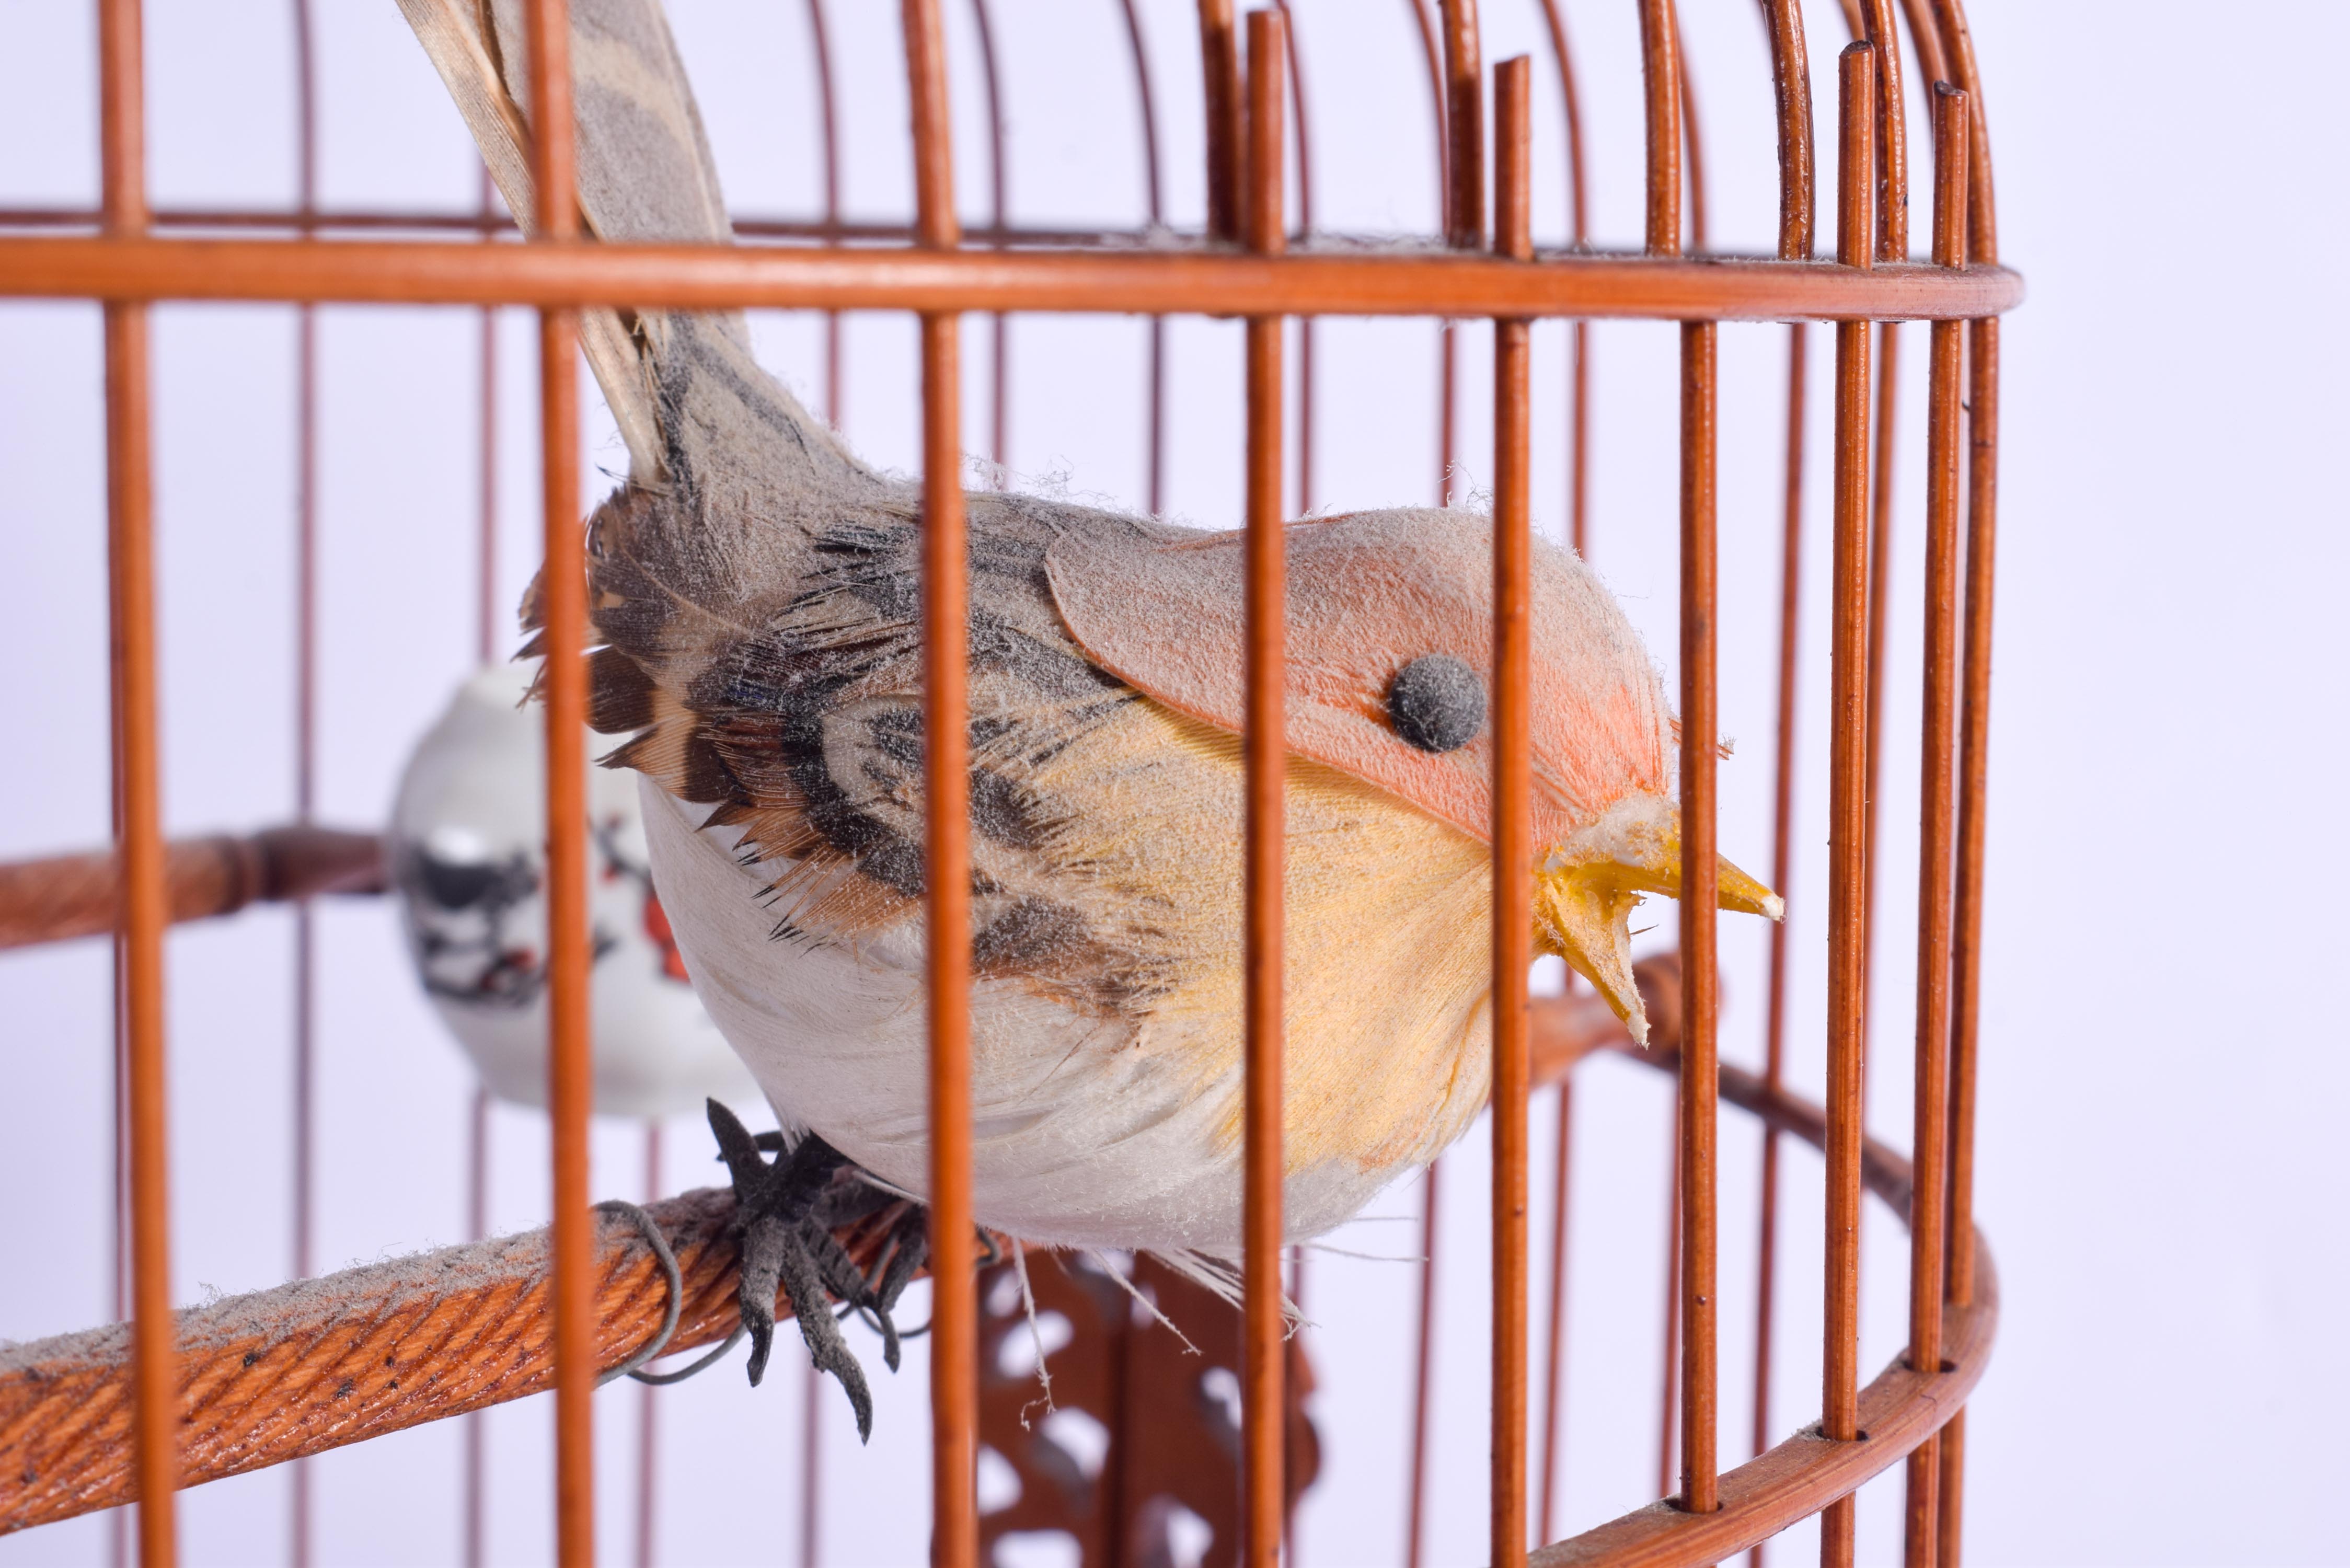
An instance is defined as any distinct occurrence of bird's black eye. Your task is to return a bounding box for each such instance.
[1386,654,1486,753]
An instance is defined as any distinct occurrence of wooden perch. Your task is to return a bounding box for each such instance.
[0,955,1679,1535]
[0,825,384,951]
[0,1189,918,1534]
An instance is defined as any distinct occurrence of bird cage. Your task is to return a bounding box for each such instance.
[0,1,2013,1565]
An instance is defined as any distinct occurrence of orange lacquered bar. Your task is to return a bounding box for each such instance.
[1404,5,1460,1557]
[1821,41,1878,1568]
[1636,0,1692,1500]
[1749,12,1816,1566]
[1240,16,1289,1567]
[0,234,2020,322]
[97,0,176,1561]
[893,6,977,1566]
[1490,54,1536,1568]
[510,3,602,1562]
[1197,0,1242,244]
[1675,318,1721,1521]
[1939,2,2002,1558]
[1899,80,1969,1568]
[1656,0,1729,1523]
[1854,0,1906,1066]
[1530,2,1592,1542]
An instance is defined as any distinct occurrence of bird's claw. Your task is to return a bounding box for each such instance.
[704,1099,895,1442]
[702,1101,997,1441]
[769,1206,876,1440]
[734,1209,790,1387]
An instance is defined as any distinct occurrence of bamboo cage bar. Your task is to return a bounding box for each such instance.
[1530,2,1591,1544]
[1822,40,1879,1568]
[1863,0,1909,261]
[919,174,980,1568]
[1751,317,1805,1568]
[1753,9,1815,1564]
[1856,0,1908,1086]
[1637,0,1700,1507]
[1658,0,1727,1520]
[0,236,2020,319]
[790,20,845,1531]
[1406,3,1462,1554]
[1765,0,1818,263]
[1491,54,1535,1568]
[1241,16,1289,1566]
[1443,1,1484,249]
[1902,0,1949,100]
[896,4,976,1563]
[1900,79,1968,1568]
[96,0,177,1561]
[1939,2,2001,1558]
[1198,0,1243,244]
[0,207,1231,244]
[1676,318,1720,1519]
[461,156,502,1568]
[1273,0,1316,517]
[512,1,600,1559]
[1638,1,1682,259]
[1274,11,1317,1558]
[1676,26,1707,258]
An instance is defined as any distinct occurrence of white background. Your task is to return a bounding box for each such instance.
[1,1,2343,1564]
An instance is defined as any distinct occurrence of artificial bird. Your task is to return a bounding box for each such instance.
[396,0,1780,1439]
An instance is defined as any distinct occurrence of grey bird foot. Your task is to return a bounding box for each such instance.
[705,1100,926,1443]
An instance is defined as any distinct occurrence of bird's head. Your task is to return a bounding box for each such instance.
[1045,505,1781,1045]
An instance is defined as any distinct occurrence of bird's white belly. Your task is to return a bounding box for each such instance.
[640,778,1397,1253]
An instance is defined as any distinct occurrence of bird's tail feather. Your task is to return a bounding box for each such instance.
[395,0,865,497]
[402,0,888,745]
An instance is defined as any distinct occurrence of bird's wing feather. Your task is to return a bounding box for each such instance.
[600,494,1207,1017]
[401,2,1435,1027]
[394,0,1102,981]
[1045,509,1673,851]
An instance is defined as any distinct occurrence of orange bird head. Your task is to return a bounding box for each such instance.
[1047,508,1781,1044]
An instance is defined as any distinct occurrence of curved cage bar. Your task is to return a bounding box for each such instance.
[0,1,2010,1564]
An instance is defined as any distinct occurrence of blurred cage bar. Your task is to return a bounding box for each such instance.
[0,0,2013,1564]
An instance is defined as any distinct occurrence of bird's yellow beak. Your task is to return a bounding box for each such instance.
[1534,793,1782,1046]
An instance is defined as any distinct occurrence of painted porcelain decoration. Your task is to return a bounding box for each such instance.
[390,661,759,1118]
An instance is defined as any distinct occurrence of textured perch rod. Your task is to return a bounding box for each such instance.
[0,1192,908,1536]
[0,965,1673,1539]
[6,960,1994,1568]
